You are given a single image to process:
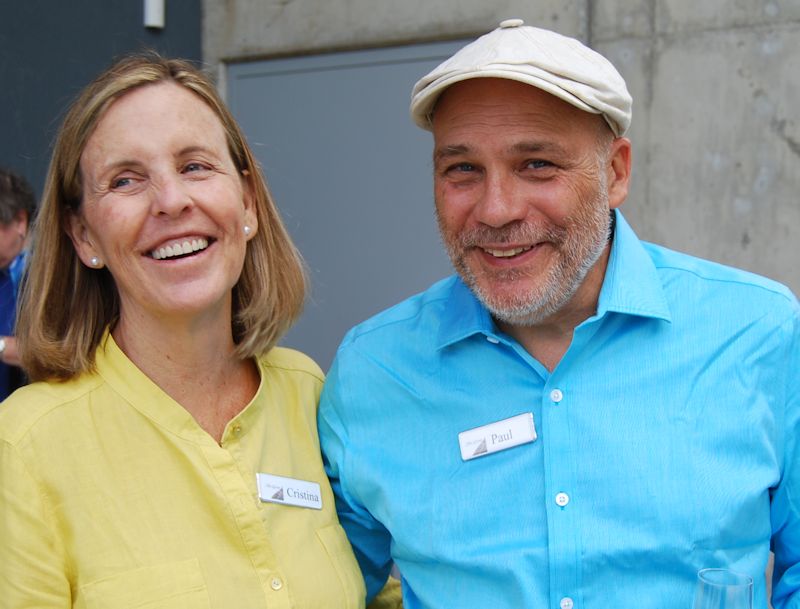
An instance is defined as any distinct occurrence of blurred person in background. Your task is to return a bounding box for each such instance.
[0,167,35,399]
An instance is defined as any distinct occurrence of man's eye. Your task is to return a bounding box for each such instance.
[436,160,482,180]
[526,160,552,169]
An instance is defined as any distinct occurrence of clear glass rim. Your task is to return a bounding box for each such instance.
[698,568,754,588]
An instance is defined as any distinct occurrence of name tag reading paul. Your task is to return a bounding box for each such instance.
[257,473,322,510]
[458,412,537,461]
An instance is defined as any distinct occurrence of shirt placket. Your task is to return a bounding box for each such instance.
[542,372,582,609]
[211,431,293,608]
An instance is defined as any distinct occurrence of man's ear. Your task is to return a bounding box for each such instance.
[12,209,28,231]
[605,137,632,210]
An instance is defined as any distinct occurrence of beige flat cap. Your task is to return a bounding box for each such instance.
[410,18,632,137]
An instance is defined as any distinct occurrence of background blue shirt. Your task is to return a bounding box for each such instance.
[319,211,800,609]
[0,250,26,400]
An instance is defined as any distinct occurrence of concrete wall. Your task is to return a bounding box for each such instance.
[593,1,800,295]
[204,0,800,294]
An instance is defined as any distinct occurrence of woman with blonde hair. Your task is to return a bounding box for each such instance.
[0,53,377,607]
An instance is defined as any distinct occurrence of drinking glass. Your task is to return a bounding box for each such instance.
[692,568,753,609]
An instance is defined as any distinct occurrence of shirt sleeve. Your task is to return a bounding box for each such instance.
[367,575,404,609]
[318,355,395,602]
[0,438,71,607]
[770,303,800,609]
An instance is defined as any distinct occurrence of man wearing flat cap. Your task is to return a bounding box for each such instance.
[319,19,799,609]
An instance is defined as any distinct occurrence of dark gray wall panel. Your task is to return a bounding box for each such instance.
[227,42,464,369]
[0,0,201,199]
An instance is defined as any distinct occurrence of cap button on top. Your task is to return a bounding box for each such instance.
[499,18,525,28]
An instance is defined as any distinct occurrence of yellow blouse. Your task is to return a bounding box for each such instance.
[0,333,365,608]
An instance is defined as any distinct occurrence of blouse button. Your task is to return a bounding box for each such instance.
[270,577,283,591]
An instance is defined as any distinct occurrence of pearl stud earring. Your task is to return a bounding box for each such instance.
[243,225,252,237]
[90,256,101,268]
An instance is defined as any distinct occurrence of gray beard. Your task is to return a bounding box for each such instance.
[440,189,612,327]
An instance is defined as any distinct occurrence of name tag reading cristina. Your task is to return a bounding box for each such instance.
[458,413,537,461]
[257,473,322,510]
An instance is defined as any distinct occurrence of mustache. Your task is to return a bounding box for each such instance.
[454,221,567,248]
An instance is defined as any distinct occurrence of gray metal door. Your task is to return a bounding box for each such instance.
[226,41,464,369]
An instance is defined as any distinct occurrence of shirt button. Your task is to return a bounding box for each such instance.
[232,424,242,436]
[486,335,500,344]
[555,492,570,507]
[560,597,574,609]
[550,389,563,403]
[270,577,283,591]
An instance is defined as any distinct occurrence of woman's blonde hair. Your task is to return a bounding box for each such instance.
[18,52,307,381]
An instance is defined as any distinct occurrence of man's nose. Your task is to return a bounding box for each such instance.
[473,172,527,228]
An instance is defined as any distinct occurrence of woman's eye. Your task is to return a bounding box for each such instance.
[111,177,132,189]
[184,162,208,173]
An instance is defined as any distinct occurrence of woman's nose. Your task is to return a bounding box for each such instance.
[150,173,193,217]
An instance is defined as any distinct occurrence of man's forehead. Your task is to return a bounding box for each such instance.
[431,79,608,146]
[433,78,602,124]
[433,140,570,161]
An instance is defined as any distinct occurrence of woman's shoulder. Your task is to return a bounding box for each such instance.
[0,373,102,444]
[258,347,325,384]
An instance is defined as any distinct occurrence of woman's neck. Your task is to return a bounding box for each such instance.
[112,310,260,443]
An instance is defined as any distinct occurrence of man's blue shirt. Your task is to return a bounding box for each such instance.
[318,212,800,609]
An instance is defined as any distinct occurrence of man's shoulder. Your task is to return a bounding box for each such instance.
[340,276,459,348]
[644,241,797,308]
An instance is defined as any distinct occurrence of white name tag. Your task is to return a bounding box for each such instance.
[458,412,537,461]
[257,473,323,510]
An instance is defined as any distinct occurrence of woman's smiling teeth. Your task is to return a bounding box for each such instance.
[483,245,533,258]
[150,237,209,260]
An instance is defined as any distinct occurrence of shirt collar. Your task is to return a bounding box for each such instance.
[435,210,671,350]
[436,277,497,350]
[598,210,671,323]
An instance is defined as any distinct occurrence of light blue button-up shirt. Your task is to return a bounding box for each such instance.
[319,212,800,609]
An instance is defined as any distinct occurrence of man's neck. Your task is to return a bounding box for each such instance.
[497,245,611,372]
